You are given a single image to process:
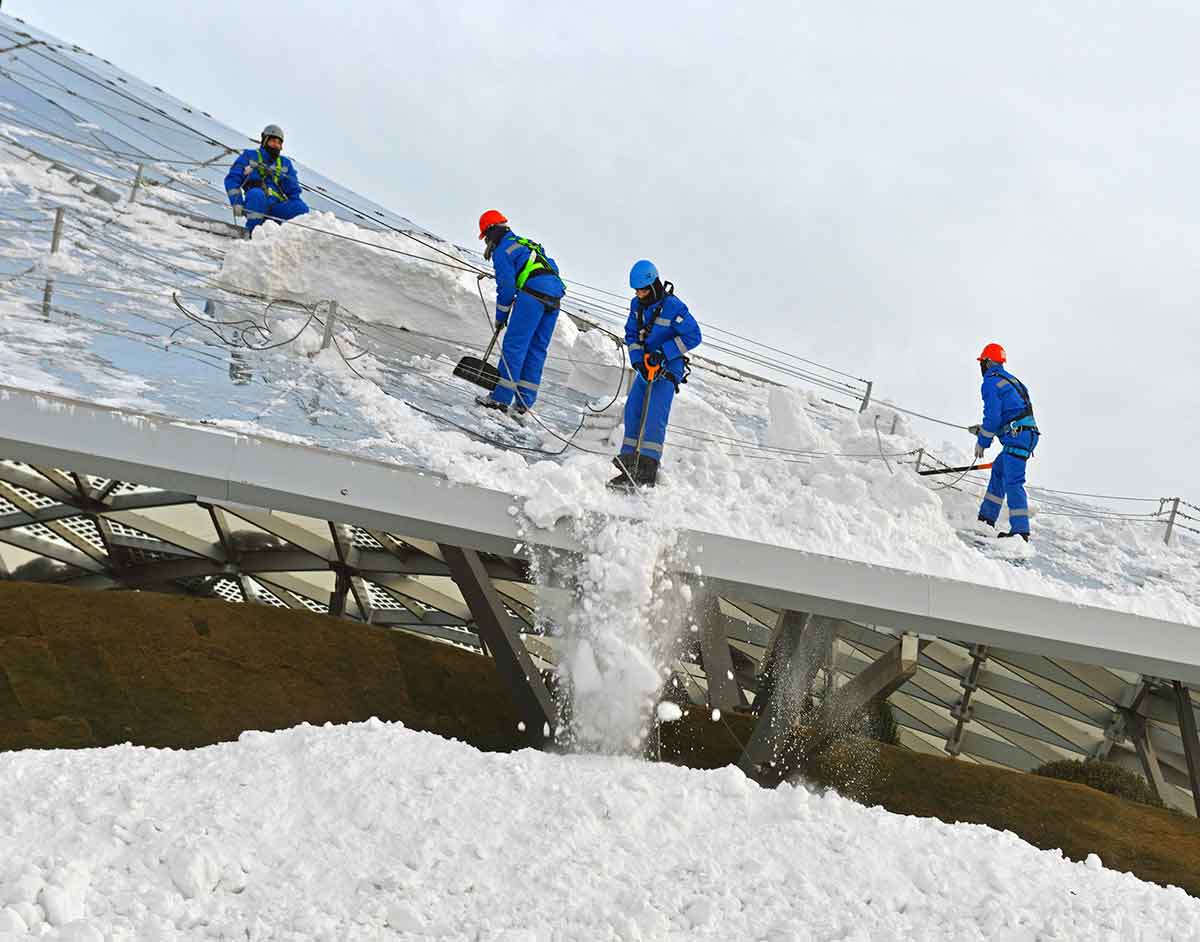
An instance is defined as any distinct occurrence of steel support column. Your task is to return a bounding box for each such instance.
[1172,681,1200,816]
[820,634,918,728]
[1128,711,1169,802]
[738,611,831,778]
[699,597,742,712]
[440,543,555,748]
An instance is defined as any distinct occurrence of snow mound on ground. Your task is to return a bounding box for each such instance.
[0,722,1195,940]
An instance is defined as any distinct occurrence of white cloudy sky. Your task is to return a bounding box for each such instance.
[13,1,1200,500]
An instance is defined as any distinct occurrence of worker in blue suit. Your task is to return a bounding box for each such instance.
[971,343,1040,541]
[224,124,309,234]
[474,209,565,416]
[609,260,703,489]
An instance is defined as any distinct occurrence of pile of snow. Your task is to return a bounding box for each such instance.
[217,211,577,358]
[0,721,1196,940]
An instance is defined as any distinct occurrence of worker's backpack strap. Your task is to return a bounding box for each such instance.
[514,237,555,290]
[245,149,287,202]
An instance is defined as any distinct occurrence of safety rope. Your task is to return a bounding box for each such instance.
[0,52,1194,522]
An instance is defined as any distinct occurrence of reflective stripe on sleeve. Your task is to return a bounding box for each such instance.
[979,428,996,441]
[995,379,1010,388]
[227,188,242,197]
[654,317,671,326]
[673,336,689,356]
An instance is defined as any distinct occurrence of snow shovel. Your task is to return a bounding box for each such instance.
[918,462,992,476]
[632,361,661,460]
[453,325,502,391]
[608,362,660,490]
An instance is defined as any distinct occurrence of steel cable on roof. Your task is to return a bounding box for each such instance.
[14,37,236,156]
[7,72,1194,517]
[0,60,203,164]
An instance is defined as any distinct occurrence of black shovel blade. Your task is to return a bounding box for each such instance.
[453,356,500,391]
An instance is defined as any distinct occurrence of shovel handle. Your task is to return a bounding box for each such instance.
[483,324,502,361]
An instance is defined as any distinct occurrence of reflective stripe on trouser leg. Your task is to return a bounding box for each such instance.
[513,303,559,409]
[999,451,1031,534]
[621,373,676,459]
[978,460,1007,524]
[491,291,543,406]
[243,188,270,230]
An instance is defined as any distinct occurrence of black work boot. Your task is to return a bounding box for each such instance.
[976,515,995,528]
[607,453,659,490]
[998,531,1030,542]
[607,453,637,489]
[475,394,509,413]
[635,455,659,487]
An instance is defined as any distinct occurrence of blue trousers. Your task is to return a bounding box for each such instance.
[244,189,309,232]
[620,373,676,460]
[978,431,1039,535]
[490,290,559,408]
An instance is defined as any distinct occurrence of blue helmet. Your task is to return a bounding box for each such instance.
[629,259,659,290]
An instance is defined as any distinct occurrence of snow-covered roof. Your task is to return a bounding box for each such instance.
[0,12,1198,811]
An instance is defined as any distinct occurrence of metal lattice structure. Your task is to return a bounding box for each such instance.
[1,390,1198,815]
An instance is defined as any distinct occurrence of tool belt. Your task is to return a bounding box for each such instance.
[1004,415,1039,437]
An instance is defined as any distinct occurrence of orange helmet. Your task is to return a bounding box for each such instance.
[478,209,507,239]
[977,343,1006,363]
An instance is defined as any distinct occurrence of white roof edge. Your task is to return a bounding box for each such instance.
[2,385,1198,684]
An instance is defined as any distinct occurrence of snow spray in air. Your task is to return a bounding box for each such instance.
[531,513,694,755]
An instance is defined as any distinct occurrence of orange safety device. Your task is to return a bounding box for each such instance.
[977,343,1006,363]
[478,209,508,239]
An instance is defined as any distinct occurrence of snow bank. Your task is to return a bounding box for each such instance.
[0,722,1195,941]
[217,211,576,358]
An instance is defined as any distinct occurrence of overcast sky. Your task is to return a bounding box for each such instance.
[13,1,1200,500]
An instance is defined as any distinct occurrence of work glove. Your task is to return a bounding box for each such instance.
[967,424,981,435]
[494,317,507,332]
[973,443,986,461]
[232,203,245,219]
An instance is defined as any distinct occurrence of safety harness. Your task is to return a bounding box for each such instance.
[993,370,1039,459]
[513,237,554,290]
[636,282,691,390]
[510,236,563,308]
[244,149,287,202]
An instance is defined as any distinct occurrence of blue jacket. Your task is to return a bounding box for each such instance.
[625,289,702,381]
[491,230,564,318]
[224,148,302,207]
[977,366,1036,449]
